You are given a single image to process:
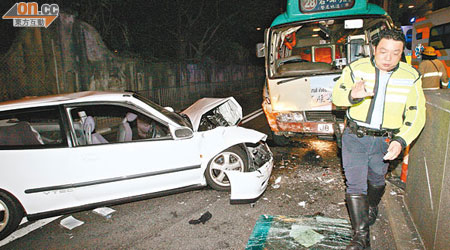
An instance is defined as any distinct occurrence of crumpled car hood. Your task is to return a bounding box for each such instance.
[181,97,242,131]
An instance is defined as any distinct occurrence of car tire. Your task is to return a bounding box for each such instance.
[272,132,290,146]
[0,192,23,241]
[205,145,249,192]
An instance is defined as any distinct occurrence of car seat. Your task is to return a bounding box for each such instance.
[0,121,43,146]
[117,112,138,142]
[83,116,108,145]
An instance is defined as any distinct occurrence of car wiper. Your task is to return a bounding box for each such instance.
[277,76,303,85]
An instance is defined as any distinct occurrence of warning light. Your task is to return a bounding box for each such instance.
[410,17,416,23]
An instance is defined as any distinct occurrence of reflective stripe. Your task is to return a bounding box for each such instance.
[353,71,376,80]
[385,94,407,103]
[423,72,443,78]
[389,79,414,86]
[388,88,410,94]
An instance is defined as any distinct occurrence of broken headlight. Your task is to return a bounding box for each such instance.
[276,112,304,123]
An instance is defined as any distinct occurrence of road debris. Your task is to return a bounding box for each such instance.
[189,211,212,225]
[246,215,351,249]
[272,176,282,188]
[60,216,84,230]
[92,207,116,219]
[325,178,334,183]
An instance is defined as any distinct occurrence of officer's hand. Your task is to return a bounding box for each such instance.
[351,80,374,99]
[383,141,402,161]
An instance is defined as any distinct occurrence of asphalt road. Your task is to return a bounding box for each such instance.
[0,90,421,250]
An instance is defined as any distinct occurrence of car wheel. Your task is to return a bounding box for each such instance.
[0,192,23,241]
[205,145,249,192]
[272,131,290,146]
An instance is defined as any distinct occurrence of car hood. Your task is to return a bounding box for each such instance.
[181,97,242,131]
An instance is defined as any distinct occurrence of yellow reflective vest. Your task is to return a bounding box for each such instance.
[332,57,426,147]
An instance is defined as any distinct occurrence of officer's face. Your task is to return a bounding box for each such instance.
[374,38,404,73]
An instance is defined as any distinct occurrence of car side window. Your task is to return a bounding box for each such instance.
[67,104,171,146]
[0,107,67,148]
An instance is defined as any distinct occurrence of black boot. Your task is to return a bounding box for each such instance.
[346,194,371,250]
[367,183,385,226]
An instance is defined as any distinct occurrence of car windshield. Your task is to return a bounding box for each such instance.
[133,94,192,128]
[269,16,391,78]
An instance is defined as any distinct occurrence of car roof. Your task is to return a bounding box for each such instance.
[0,91,134,112]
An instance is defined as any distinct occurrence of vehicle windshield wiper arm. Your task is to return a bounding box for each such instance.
[277,76,303,85]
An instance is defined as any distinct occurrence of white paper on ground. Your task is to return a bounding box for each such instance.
[60,216,84,230]
[92,207,116,217]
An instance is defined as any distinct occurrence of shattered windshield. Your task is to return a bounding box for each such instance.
[133,93,191,128]
[269,16,391,78]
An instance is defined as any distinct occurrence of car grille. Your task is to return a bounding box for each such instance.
[305,110,346,122]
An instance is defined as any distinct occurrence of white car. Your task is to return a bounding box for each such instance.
[0,91,273,240]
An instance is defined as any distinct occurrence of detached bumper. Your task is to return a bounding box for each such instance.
[226,147,273,204]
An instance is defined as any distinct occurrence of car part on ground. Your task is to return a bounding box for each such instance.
[205,145,249,191]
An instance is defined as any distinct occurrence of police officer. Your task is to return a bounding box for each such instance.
[418,46,449,90]
[332,29,426,250]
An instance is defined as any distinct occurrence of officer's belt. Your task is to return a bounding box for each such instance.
[346,119,398,138]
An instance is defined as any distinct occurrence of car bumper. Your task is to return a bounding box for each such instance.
[226,155,274,204]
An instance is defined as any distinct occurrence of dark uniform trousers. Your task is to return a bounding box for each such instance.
[342,127,390,194]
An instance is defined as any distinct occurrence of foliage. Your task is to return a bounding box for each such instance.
[53,0,282,63]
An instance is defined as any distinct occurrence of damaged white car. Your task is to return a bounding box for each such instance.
[0,91,273,240]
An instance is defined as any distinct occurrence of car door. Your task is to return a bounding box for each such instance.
[64,103,203,207]
[0,106,78,215]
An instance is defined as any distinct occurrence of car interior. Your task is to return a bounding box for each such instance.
[0,109,64,147]
[69,104,170,146]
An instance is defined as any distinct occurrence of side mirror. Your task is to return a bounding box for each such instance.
[164,106,175,112]
[173,127,193,139]
[344,19,363,29]
[256,43,265,58]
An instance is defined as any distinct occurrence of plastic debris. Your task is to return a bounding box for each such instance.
[92,207,116,219]
[60,216,84,230]
[390,191,397,195]
[189,211,212,225]
[274,176,282,184]
[325,178,334,183]
[298,201,306,208]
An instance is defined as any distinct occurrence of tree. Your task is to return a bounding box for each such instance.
[55,0,132,52]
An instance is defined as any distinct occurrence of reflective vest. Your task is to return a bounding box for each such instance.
[418,59,449,90]
[332,57,426,147]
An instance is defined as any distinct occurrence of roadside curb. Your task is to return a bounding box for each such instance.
[383,182,423,250]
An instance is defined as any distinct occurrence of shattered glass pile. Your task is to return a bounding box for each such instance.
[246,215,352,249]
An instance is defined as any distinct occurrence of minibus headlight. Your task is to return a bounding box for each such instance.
[276,112,304,122]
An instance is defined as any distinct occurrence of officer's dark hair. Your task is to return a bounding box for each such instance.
[372,29,406,47]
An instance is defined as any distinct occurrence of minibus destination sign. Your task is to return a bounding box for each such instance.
[299,0,355,13]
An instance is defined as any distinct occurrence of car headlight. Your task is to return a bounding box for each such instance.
[276,112,304,123]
